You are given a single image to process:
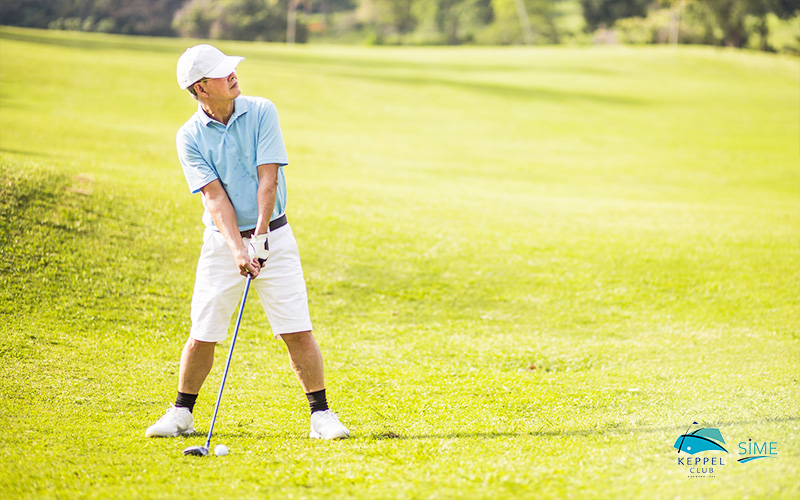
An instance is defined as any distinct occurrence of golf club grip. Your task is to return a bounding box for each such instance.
[204,274,251,448]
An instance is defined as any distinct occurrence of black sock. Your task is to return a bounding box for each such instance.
[175,392,198,413]
[306,389,328,414]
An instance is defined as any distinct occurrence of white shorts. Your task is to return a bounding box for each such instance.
[190,223,312,342]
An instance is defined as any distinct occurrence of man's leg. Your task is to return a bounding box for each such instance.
[144,338,216,438]
[179,338,217,394]
[282,331,349,439]
[281,331,324,393]
[147,227,246,438]
[256,225,348,438]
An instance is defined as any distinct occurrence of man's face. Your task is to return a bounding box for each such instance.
[197,72,241,100]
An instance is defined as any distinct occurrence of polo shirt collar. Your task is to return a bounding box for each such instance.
[196,97,250,127]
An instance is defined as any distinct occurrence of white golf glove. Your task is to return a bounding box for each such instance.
[248,232,269,265]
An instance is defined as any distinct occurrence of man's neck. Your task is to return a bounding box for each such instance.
[201,98,236,125]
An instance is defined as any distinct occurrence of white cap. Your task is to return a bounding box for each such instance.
[177,44,245,89]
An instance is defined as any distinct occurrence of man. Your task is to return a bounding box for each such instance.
[146,44,349,440]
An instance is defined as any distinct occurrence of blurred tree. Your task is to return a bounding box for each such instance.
[0,0,70,28]
[312,0,357,31]
[391,0,419,34]
[0,0,184,36]
[580,0,653,31]
[1,0,796,50]
[478,0,559,44]
[173,0,300,42]
[172,0,220,39]
[98,0,185,35]
[356,0,491,44]
[435,0,494,44]
[613,1,718,45]
[373,0,419,34]
[705,0,750,46]
[704,0,799,48]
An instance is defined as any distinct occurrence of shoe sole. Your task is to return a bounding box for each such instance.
[145,427,195,438]
[309,429,350,439]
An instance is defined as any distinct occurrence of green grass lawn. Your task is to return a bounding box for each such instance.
[1,26,798,499]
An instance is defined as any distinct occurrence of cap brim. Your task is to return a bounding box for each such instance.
[205,56,245,79]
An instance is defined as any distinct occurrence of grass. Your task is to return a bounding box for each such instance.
[1,26,798,499]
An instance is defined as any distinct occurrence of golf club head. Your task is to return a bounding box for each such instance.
[183,445,209,457]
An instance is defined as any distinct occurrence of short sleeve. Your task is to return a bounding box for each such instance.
[177,129,218,194]
[256,102,289,167]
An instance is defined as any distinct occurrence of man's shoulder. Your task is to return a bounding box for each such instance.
[177,109,205,139]
[239,95,276,107]
[238,95,278,115]
[177,104,221,147]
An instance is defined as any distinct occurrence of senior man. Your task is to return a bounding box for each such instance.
[146,44,349,440]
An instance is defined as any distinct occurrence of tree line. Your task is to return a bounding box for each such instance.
[1,0,798,51]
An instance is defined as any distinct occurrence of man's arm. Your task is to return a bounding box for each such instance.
[200,179,259,277]
[254,163,280,237]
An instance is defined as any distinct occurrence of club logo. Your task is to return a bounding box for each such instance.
[674,423,728,455]
[671,422,781,478]
[673,422,727,478]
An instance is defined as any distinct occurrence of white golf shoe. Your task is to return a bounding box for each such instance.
[145,405,195,438]
[309,410,350,439]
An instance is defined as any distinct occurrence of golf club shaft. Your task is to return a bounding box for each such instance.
[203,274,251,449]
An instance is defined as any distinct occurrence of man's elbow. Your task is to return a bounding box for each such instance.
[258,176,278,194]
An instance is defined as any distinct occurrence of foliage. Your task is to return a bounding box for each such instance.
[374,0,419,35]
[613,3,719,45]
[353,0,561,45]
[353,0,494,44]
[703,0,799,48]
[172,0,304,42]
[433,0,494,44]
[608,0,800,52]
[580,0,652,30]
[0,0,185,36]
[475,0,562,44]
[0,1,797,49]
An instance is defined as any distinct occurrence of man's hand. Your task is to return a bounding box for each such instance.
[235,248,260,278]
[248,233,270,266]
[200,180,262,277]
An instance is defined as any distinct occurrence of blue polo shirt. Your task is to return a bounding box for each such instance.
[176,96,289,231]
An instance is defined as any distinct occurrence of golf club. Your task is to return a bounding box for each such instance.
[184,274,252,457]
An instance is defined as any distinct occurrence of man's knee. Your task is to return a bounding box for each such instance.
[184,337,217,352]
[280,330,315,348]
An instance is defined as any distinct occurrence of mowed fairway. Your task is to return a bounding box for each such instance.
[1,26,798,499]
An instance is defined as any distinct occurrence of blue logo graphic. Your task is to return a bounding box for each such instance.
[674,424,728,455]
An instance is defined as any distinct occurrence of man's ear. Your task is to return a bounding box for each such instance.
[193,81,206,96]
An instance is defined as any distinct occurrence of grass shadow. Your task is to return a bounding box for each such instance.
[366,415,800,441]
[370,431,521,440]
[323,70,650,106]
[0,148,60,159]
[243,49,623,78]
